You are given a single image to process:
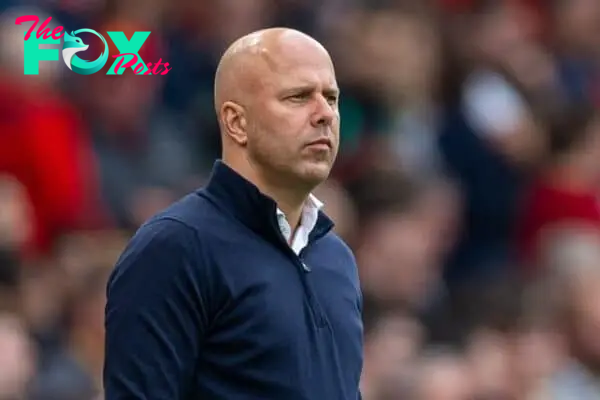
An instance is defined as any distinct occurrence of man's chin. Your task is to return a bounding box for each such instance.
[297,161,332,186]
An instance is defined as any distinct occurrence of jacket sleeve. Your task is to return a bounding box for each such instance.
[103,218,208,399]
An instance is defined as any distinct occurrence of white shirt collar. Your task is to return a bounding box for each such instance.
[276,194,323,255]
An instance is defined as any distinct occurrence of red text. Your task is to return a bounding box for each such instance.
[113,53,172,75]
[15,15,64,40]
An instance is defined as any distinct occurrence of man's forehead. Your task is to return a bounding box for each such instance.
[256,45,337,90]
[214,29,337,106]
[262,63,337,89]
[261,36,331,70]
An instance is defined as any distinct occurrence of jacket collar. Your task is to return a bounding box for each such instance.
[200,160,334,246]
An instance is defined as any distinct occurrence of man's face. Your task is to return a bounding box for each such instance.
[245,42,340,188]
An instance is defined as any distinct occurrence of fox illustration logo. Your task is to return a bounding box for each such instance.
[62,29,108,75]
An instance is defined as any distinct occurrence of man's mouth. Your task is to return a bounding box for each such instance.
[306,138,332,149]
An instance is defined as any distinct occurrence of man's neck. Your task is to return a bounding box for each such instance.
[257,177,309,234]
[223,157,309,232]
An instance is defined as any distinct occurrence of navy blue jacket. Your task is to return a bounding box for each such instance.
[103,160,364,399]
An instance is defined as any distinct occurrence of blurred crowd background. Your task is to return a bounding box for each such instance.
[1,0,600,398]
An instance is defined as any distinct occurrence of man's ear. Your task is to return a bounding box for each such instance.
[220,101,248,146]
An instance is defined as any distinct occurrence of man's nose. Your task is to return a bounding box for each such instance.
[311,96,336,127]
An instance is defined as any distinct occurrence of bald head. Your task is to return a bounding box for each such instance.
[213,27,340,194]
[214,28,332,116]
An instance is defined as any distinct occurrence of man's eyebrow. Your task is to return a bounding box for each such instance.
[279,85,340,96]
[323,87,340,97]
[279,85,314,95]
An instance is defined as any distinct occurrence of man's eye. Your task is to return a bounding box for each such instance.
[288,93,309,101]
[327,96,338,104]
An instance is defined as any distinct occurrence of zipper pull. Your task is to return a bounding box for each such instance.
[301,261,311,272]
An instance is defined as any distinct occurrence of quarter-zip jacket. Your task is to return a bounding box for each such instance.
[103,160,364,399]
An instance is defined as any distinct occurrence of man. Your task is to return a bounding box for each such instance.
[103,28,364,399]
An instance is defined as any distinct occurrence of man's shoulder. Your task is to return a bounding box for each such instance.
[124,186,247,253]
[118,191,223,259]
[147,190,220,231]
[109,199,215,292]
[311,231,362,301]
[318,230,356,262]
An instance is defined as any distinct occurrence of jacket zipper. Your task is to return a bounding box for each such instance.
[296,244,328,328]
[271,215,329,328]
